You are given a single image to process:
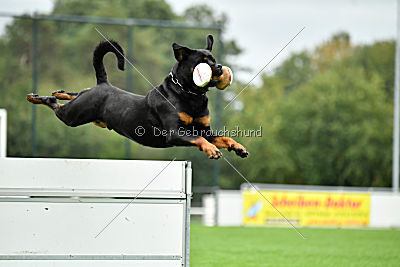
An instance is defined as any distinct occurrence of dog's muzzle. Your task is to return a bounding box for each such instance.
[213,65,233,90]
[212,64,223,77]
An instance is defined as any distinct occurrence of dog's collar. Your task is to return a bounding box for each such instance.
[169,72,206,96]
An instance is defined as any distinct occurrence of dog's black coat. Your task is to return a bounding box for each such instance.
[31,35,248,159]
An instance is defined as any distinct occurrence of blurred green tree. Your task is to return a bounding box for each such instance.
[221,33,393,188]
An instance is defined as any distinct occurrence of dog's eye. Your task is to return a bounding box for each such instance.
[203,57,208,62]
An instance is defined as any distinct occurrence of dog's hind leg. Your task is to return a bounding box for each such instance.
[52,89,109,128]
[54,88,107,128]
[53,90,102,127]
[27,90,100,128]
[26,94,62,110]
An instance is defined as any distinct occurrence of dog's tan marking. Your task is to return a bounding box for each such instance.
[178,112,193,125]
[52,88,91,100]
[93,121,107,128]
[52,92,76,100]
[190,137,221,158]
[195,115,210,127]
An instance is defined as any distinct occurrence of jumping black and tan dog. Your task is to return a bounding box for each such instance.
[27,35,248,159]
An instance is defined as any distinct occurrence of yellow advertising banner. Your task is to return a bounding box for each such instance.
[243,190,370,227]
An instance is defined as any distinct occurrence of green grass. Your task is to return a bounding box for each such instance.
[190,223,400,267]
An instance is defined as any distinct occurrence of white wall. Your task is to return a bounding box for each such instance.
[203,190,242,226]
[216,190,242,226]
[370,194,400,228]
[202,194,215,226]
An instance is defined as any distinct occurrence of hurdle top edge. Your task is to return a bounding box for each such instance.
[0,157,191,197]
[2,157,187,163]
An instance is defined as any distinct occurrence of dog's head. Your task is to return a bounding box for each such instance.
[172,35,224,94]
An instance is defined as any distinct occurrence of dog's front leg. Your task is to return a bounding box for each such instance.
[208,136,249,158]
[166,134,222,159]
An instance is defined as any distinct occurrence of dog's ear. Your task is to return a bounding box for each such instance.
[205,34,214,51]
[173,43,193,62]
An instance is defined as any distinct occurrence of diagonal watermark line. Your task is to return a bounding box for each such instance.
[94,157,177,238]
[95,27,177,110]
[223,157,306,239]
[224,26,305,110]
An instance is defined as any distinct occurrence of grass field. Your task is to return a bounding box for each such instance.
[190,223,400,266]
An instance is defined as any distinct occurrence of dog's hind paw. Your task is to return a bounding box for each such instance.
[26,93,41,104]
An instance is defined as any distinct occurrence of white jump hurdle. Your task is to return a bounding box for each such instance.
[0,109,6,158]
[0,157,192,267]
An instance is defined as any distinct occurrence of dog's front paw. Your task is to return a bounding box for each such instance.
[202,143,222,160]
[228,144,249,158]
[210,150,223,160]
[235,148,249,158]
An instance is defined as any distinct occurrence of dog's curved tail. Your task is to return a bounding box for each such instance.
[93,40,125,84]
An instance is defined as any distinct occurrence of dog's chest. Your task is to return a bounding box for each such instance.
[178,112,210,127]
